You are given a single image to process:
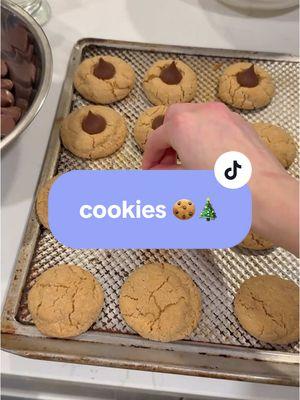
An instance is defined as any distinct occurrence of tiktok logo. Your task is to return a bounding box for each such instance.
[214,151,252,189]
[224,160,242,180]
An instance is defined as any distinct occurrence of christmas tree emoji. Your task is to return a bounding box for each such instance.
[200,197,216,221]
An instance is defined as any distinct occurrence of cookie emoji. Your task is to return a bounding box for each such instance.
[60,105,127,159]
[74,55,135,104]
[239,230,273,250]
[134,105,167,150]
[28,264,104,338]
[253,122,296,169]
[173,199,195,220]
[234,275,299,344]
[218,62,275,110]
[119,263,201,342]
[36,176,58,229]
[143,59,197,105]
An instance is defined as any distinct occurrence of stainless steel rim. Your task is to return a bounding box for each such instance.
[219,0,299,10]
[0,0,52,150]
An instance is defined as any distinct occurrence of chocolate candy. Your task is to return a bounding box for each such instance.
[14,81,32,100]
[82,111,107,134]
[16,98,29,110]
[236,64,259,88]
[7,25,29,53]
[1,114,15,136]
[1,10,38,137]
[1,60,8,77]
[1,88,14,107]
[1,79,13,90]
[160,61,182,85]
[3,25,29,53]
[6,57,36,88]
[94,57,116,80]
[151,114,165,130]
[1,106,21,122]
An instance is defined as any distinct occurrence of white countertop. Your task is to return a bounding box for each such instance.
[1,0,299,398]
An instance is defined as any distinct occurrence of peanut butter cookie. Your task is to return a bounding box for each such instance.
[173,199,195,220]
[28,264,104,338]
[239,230,273,251]
[253,122,296,169]
[74,55,135,104]
[36,176,58,229]
[134,105,167,150]
[119,263,201,342]
[60,105,127,159]
[234,275,299,344]
[143,59,197,105]
[218,62,275,110]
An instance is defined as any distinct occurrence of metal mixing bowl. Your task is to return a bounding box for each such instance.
[1,0,52,150]
[219,0,298,10]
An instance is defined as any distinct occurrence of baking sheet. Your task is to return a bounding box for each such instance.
[2,38,299,384]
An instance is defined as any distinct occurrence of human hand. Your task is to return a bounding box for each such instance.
[142,102,283,172]
[142,102,299,255]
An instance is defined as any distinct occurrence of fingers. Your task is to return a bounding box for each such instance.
[149,147,179,170]
[142,104,199,170]
[142,122,174,170]
[159,148,177,165]
[142,101,234,170]
[142,104,202,170]
[150,164,184,170]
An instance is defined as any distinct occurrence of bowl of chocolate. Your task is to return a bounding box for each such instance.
[1,0,52,149]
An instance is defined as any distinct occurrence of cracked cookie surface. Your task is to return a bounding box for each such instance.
[74,55,135,104]
[134,105,167,150]
[239,230,273,251]
[36,176,58,229]
[234,275,299,344]
[28,264,104,338]
[60,105,127,159]
[119,263,201,342]
[253,122,296,169]
[143,59,197,105]
[218,62,275,110]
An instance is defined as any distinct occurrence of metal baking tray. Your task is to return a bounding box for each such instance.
[2,38,299,386]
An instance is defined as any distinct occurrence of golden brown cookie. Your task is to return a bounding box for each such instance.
[218,62,275,110]
[119,263,201,342]
[36,176,58,229]
[234,275,299,344]
[143,59,197,105]
[252,122,296,169]
[60,105,127,159]
[239,230,273,250]
[74,55,135,104]
[173,199,195,220]
[28,264,104,338]
[134,105,167,150]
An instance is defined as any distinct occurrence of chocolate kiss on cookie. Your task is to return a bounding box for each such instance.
[82,111,106,134]
[152,114,165,129]
[94,57,116,80]
[160,61,182,85]
[236,64,259,88]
